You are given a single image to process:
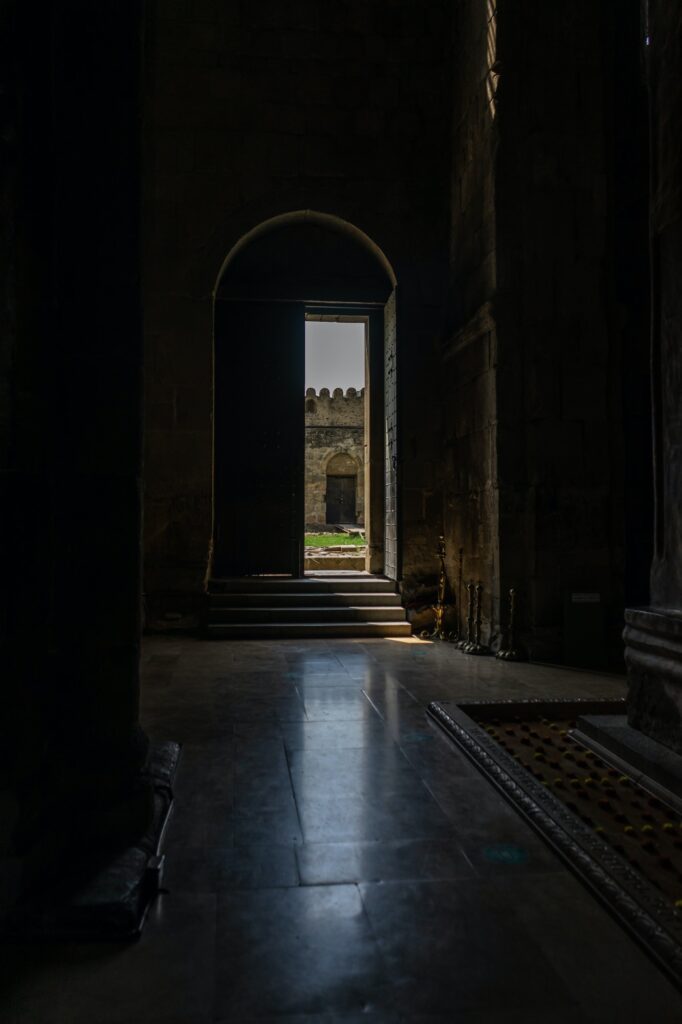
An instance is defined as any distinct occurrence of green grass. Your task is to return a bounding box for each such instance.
[305,533,366,547]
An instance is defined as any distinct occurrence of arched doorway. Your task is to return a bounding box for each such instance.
[211,212,397,579]
[325,452,360,526]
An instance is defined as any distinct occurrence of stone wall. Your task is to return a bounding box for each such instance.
[143,0,452,623]
[304,388,364,528]
[493,0,641,665]
[2,1,151,913]
[435,0,641,663]
[142,0,647,672]
[625,2,682,753]
[436,0,499,641]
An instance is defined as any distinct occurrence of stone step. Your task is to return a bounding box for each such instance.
[209,576,396,595]
[205,574,407,638]
[208,605,407,624]
[304,555,366,571]
[206,621,412,639]
[209,591,403,608]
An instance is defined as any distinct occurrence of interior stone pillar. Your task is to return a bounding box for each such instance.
[2,0,151,903]
[624,3,682,754]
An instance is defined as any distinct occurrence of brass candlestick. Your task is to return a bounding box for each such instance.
[496,587,526,661]
[435,535,446,638]
[466,582,490,655]
[421,535,450,641]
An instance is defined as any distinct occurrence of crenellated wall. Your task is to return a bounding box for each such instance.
[305,387,364,426]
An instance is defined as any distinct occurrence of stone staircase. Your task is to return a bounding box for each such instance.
[206,574,411,638]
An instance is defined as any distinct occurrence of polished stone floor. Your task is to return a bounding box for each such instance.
[3,636,682,1023]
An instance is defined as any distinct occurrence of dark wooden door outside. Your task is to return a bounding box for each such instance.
[326,475,356,525]
[213,300,304,576]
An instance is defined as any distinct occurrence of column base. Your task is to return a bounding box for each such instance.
[624,607,682,755]
[4,741,180,940]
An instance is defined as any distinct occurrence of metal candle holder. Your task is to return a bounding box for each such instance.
[458,582,475,650]
[465,582,490,655]
[454,546,464,643]
[496,587,526,661]
[433,535,447,639]
[421,535,452,641]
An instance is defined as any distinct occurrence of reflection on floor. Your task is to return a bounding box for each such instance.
[2,637,681,1023]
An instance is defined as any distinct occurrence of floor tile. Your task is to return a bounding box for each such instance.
[289,745,418,798]
[232,804,304,846]
[1,637,666,1024]
[296,838,474,885]
[359,879,577,1016]
[281,717,390,751]
[164,795,234,847]
[214,885,391,1018]
[219,1015,400,1024]
[297,789,455,843]
[233,762,295,810]
[165,843,299,891]
[0,894,216,1024]
[300,688,374,721]
[421,773,565,873]
[490,872,682,1022]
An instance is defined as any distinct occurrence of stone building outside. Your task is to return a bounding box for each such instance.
[304,387,364,530]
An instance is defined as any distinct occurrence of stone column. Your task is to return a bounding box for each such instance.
[624,3,682,753]
[2,0,150,901]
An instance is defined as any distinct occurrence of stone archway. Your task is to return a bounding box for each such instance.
[325,452,361,526]
[211,211,398,579]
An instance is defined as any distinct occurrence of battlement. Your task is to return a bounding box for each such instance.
[305,387,364,427]
[305,387,365,400]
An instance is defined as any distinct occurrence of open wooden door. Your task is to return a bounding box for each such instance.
[213,301,304,576]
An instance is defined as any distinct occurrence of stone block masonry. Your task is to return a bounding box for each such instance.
[305,388,364,528]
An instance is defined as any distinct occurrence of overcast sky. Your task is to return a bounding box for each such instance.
[305,321,365,391]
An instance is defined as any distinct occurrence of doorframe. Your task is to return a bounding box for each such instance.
[305,304,388,576]
[210,211,400,585]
